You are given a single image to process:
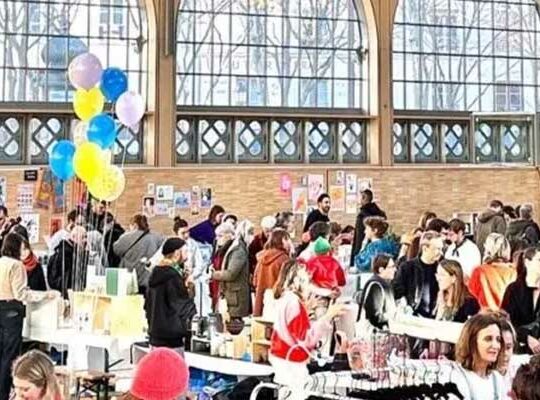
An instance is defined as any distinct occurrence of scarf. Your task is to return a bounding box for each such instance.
[23,252,39,273]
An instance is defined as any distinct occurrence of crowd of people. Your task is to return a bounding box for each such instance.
[1,192,540,399]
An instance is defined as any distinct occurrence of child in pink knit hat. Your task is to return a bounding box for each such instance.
[124,348,189,400]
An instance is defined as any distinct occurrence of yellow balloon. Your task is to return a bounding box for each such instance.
[88,165,126,202]
[72,120,88,147]
[73,142,106,183]
[73,87,104,121]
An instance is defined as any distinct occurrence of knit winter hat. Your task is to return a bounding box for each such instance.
[161,237,186,256]
[314,237,332,255]
[130,348,189,400]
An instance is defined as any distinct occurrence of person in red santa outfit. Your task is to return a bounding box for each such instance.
[269,260,345,400]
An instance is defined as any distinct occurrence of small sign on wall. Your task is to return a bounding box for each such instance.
[24,170,39,182]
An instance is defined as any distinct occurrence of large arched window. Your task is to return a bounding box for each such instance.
[392,0,540,163]
[175,0,369,163]
[0,0,148,164]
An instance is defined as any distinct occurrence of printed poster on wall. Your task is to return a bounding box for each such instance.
[292,187,308,214]
[174,192,191,209]
[307,174,324,203]
[17,184,34,212]
[156,185,174,201]
[20,213,40,244]
[329,186,345,212]
[155,202,169,216]
[142,196,155,218]
[358,177,373,193]
[346,174,357,195]
[191,186,200,216]
[52,177,65,214]
[201,188,212,208]
[345,194,358,215]
[336,171,345,186]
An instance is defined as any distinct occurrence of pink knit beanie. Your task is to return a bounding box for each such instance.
[131,348,189,400]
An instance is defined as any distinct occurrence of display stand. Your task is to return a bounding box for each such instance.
[251,317,274,364]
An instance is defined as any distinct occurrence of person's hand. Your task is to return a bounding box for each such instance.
[334,331,349,354]
[528,336,540,354]
[47,290,60,299]
[324,303,347,321]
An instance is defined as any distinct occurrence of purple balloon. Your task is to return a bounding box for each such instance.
[116,92,145,128]
[68,53,103,90]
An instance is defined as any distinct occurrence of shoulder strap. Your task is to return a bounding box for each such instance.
[121,231,149,259]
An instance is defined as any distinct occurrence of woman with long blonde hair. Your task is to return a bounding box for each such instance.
[11,350,61,400]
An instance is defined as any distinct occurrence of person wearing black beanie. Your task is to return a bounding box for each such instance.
[145,238,196,351]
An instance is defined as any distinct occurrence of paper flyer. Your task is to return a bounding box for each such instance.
[358,177,373,193]
[346,194,358,215]
[307,174,324,203]
[17,184,34,212]
[346,174,357,195]
[0,176,6,206]
[155,202,169,216]
[156,185,174,201]
[201,188,212,208]
[174,191,191,209]
[191,186,200,216]
[147,183,155,195]
[34,169,52,210]
[329,185,345,211]
[142,196,155,218]
[292,187,308,214]
[52,176,65,214]
[20,213,40,244]
[336,171,345,185]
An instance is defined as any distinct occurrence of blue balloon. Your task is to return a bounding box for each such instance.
[49,140,76,181]
[100,67,128,102]
[87,114,117,149]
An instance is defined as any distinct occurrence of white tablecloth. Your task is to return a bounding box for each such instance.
[26,327,145,371]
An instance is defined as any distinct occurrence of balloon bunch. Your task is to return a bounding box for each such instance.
[49,53,144,202]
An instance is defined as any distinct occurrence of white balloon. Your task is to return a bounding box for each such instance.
[72,120,88,147]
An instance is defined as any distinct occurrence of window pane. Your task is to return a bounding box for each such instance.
[393,0,540,112]
[176,0,368,109]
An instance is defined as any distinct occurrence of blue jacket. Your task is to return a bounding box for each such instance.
[354,238,399,272]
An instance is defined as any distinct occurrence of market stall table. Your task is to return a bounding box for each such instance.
[25,326,146,371]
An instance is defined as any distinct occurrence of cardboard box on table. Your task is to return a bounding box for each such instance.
[72,291,146,337]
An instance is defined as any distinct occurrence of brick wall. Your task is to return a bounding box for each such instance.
[2,166,539,248]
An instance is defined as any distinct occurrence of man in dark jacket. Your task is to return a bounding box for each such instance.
[303,194,331,232]
[506,204,540,253]
[350,190,387,266]
[102,212,125,268]
[47,226,89,298]
[145,238,197,350]
[474,199,506,256]
[392,231,444,318]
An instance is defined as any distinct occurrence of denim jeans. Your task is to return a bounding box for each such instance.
[0,301,24,400]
